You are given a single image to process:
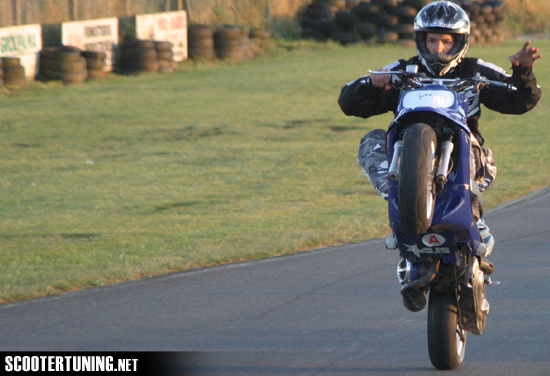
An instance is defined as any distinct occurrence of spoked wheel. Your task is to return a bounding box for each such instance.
[398,123,437,235]
[427,291,467,370]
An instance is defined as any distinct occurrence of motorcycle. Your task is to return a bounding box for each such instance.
[371,66,516,370]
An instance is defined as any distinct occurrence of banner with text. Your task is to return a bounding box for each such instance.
[136,11,187,61]
[62,17,118,71]
[0,24,42,78]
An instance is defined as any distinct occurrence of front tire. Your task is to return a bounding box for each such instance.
[427,291,467,370]
[398,123,437,234]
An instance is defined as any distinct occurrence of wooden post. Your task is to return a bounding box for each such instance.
[165,0,171,12]
[71,0,79,21]
[183,0,192,21]
[13,0,20,25]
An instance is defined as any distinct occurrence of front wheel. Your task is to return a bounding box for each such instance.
[398,123,437,235]
[427,291,467,370]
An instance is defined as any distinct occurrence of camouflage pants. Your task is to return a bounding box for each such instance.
[357,129,497,200]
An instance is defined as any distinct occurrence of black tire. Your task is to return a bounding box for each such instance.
[402,0,432,10]
[85,59,107,70]
[189,24,213,38]
[355,22,378,37]
[368,13,399,26]
[372,0,398,7]
[189,38,214,49]
[398,123,437,235]
[86,68,106,80]
[120,48,157,62]
[40,57,86,73]
[4,75,26,87]
[2,57,21,67]
[351,2,379,17]
[215,27,242,40]
[428,291,467,370]
[389,5,418,17]
[154,41,173,51]
[41,46,82,62]
[120,40,155,50]
[334,11,358,28]
[216,49,243,62]
[3,65,25,77]
[376,31,399,44]
[156,50,174,61]
[188,48,216,60]
[119,60,159,72]
[389,23,414,34]
[215,39,243,50]
[40,69,86,84]
[81,51,107,60]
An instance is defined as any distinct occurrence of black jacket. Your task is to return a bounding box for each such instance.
[338,56,542,144]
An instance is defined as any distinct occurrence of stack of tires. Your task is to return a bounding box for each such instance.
[461,0,505,45]
[188,24,215,61]
[154,41,177,73]
[39,46,86,85]
[214,26,243,62]
[82,51,107,81]
[300,1,340,41]
[118,40,159,75]
[3,57,27,87]
[299,0,505,46]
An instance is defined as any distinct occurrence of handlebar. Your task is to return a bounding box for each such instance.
[367,70,517,92]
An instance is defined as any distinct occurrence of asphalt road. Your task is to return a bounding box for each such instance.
[1,187,550,375]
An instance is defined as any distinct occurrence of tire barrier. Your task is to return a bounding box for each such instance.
[188,24,215,61]
[188,24,270,62]
[38,46,86,85]
[462,0,506,46]
[154,41,178,73]
[118,39,159,75]
[300,0,505,46]
[82,51,107,81]
[214,26,244,62]
[3,57,27,87]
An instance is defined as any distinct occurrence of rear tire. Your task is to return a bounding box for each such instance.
[428,291,467,370]
[398,123,437,234]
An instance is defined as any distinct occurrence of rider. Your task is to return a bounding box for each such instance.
[338,1,542,255]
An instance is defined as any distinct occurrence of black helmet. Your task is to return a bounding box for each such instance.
[413,1,470,76]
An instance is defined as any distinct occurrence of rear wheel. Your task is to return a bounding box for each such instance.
[427,291,467,370]
[398,123,437,234]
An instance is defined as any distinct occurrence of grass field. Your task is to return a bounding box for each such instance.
[1,38,549,303]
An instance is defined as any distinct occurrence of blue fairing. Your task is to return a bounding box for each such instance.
[387,85,482,266]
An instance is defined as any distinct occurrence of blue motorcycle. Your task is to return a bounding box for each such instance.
[372,66,516,370]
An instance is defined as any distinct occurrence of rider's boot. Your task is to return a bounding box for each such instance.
[477,218,495,256]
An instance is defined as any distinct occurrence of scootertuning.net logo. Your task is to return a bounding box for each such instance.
[5,355,138,372]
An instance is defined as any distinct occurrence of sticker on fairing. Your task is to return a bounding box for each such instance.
[422,233,446,247]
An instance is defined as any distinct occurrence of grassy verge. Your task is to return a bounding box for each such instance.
[1,39,549,303]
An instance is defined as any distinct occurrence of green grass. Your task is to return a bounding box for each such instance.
[1,39,549,303]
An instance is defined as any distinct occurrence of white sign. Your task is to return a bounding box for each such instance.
[0,24,42,78]
[136,11,187,61]
[402,90,456,109]
[62,17,118,71]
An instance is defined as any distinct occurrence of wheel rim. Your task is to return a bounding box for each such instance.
[456,325,467,362]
